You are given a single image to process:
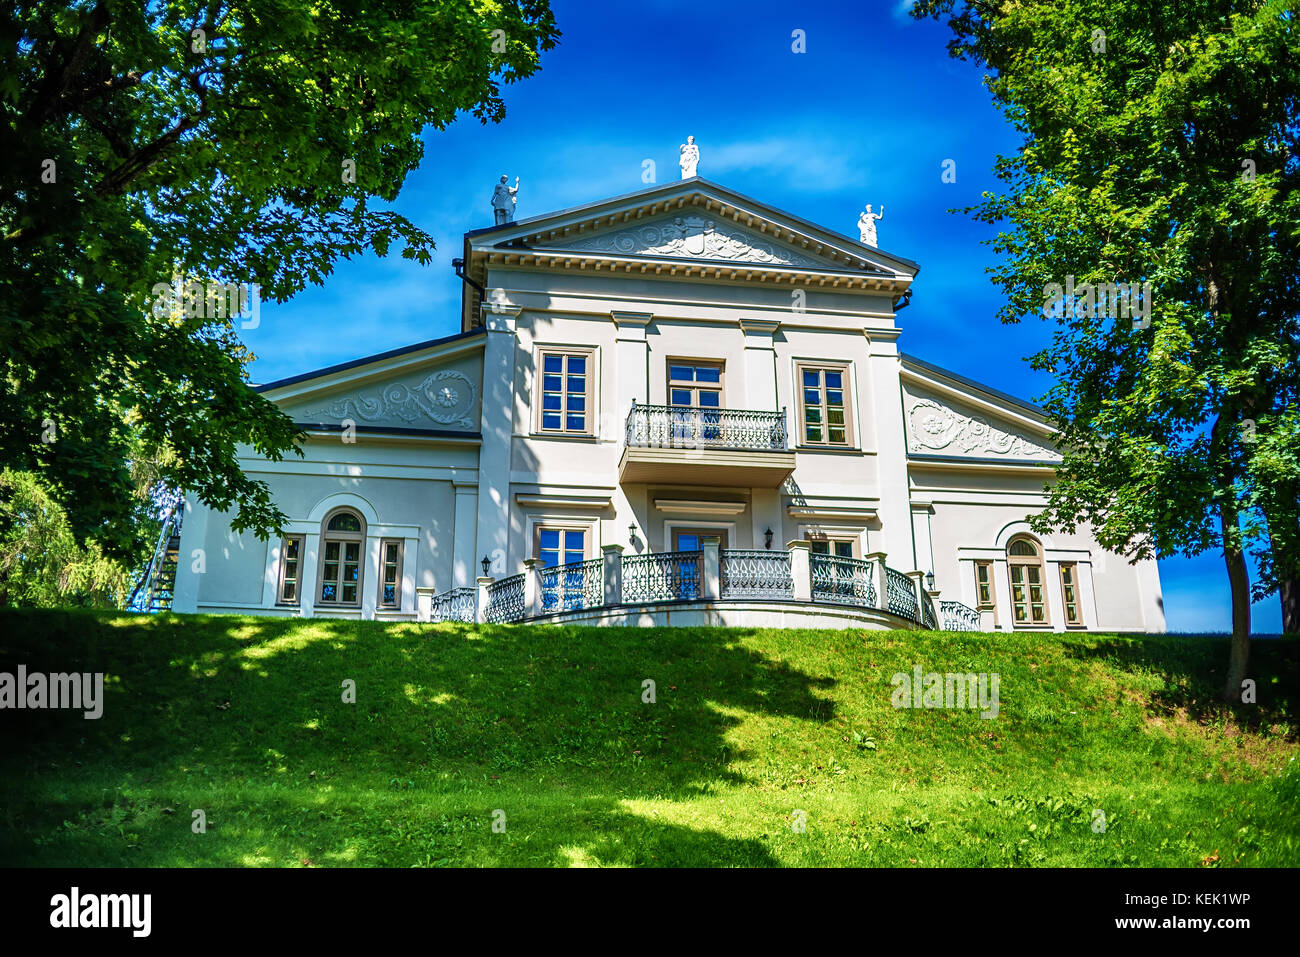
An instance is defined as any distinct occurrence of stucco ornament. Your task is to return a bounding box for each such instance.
[305,370,477,428]
[907,398,1057,459]
[680,135,699,179]
[551,214,826,267]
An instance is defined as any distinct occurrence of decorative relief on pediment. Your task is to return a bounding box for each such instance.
[542,214,828,268]
[302,370,477,429]
[907,397,1058,460]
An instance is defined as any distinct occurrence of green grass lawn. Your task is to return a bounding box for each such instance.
[1,609,1296,867]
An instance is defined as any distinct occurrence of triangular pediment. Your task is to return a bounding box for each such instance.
[900,355,1061,464]
[467,178,917,280]
[533,209,838,269]
[257,331,484,434]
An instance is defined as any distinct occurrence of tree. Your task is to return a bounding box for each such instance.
[1,0,559,564]
[916,0,1300,692]
[0,469,132,607]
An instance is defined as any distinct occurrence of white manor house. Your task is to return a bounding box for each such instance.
[162,174,1165,633]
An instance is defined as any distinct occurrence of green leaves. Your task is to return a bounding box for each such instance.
[1,1,559,562]
[921,0,1300,608]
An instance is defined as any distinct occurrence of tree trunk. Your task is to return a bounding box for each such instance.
[1221,504,1253,702]
[1282,578,1299,635]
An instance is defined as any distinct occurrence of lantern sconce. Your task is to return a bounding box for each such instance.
[764,528,774,550]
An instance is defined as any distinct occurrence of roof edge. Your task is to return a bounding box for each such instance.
[899,352,1050,420]
[254,327,485,393]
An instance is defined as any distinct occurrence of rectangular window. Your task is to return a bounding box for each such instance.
[1009,563,1048,625]
[379,540,403,609]
[278,537,302,604]
[667,360,724,408]
[1059,563,1082,626]
[537,350,593,435]
[320,539,362,604]
[974,561,995,609]
[810,538,856,558]
[536,526,587,567]
[798,364,852,446]
[668,360,724,443]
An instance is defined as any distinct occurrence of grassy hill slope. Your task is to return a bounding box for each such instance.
[1,610,1296,867]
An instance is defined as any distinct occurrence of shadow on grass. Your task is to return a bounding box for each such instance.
[0,609,837,866]
[1059,632,1299,738]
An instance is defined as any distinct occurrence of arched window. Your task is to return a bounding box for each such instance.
[319,508,365,605]
[1007,535,1048,626]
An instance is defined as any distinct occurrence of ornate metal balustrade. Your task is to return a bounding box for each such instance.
[483,573,526,623]
[541,558,604,613]
[939,600,981,632]
[430,586,476,623]
[422,549,983,632]
[622,550,703,603]
[885,565,920,622]
[921,590,938,629]
[624,403,788,452]
[719,549,793,599]
[810,554,877,607]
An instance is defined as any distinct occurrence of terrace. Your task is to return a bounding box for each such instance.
[417,539,980,631]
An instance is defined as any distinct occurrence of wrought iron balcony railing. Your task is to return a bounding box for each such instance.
[423,549,983,632]
[622,550,702,603]
[624,402,788,452]
[430,586,476,623]
[939,600,982,632]
[720,549,794,599]
[810,554,877,607]
[541,558,603,613]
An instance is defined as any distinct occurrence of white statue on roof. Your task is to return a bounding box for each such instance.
[680,135,699,179]
[858,204,884,247]
[492,175,519,225]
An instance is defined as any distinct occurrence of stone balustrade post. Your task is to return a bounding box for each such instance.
[863,552,889,611]
[475,576,493,624]
[602,544,624,606]
[787,540,812,601]
[523,558,544,618]
[702,537,721,600]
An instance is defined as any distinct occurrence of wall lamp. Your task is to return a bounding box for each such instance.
[764,528,774,550]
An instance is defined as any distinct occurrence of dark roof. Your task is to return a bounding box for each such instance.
[900,352,1049,418]
[293,422,481,440]
[255,327,485,393]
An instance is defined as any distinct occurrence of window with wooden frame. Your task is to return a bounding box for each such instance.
[278,536,303,605]
[797,364,853,447]
[809,537,857,558]
[1059,562,1083,627]
[536,349,594,435]
[1007,536,1049,626]
[378,539,403,609]
[668,359,724,443]
[974,560,995,610]
[667,360,724,408]
[318,509,365,606]
[534,525,589,567]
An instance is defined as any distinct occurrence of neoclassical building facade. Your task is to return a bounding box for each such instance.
[169,177,1164,632]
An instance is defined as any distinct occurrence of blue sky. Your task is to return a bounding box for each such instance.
[241,0,1283,633]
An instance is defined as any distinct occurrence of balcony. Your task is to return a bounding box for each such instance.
[618,402,797,487]
[419,543,981,632]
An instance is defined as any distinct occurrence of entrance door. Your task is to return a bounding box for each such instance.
[673,528,729,551]
[668,361,723,444]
